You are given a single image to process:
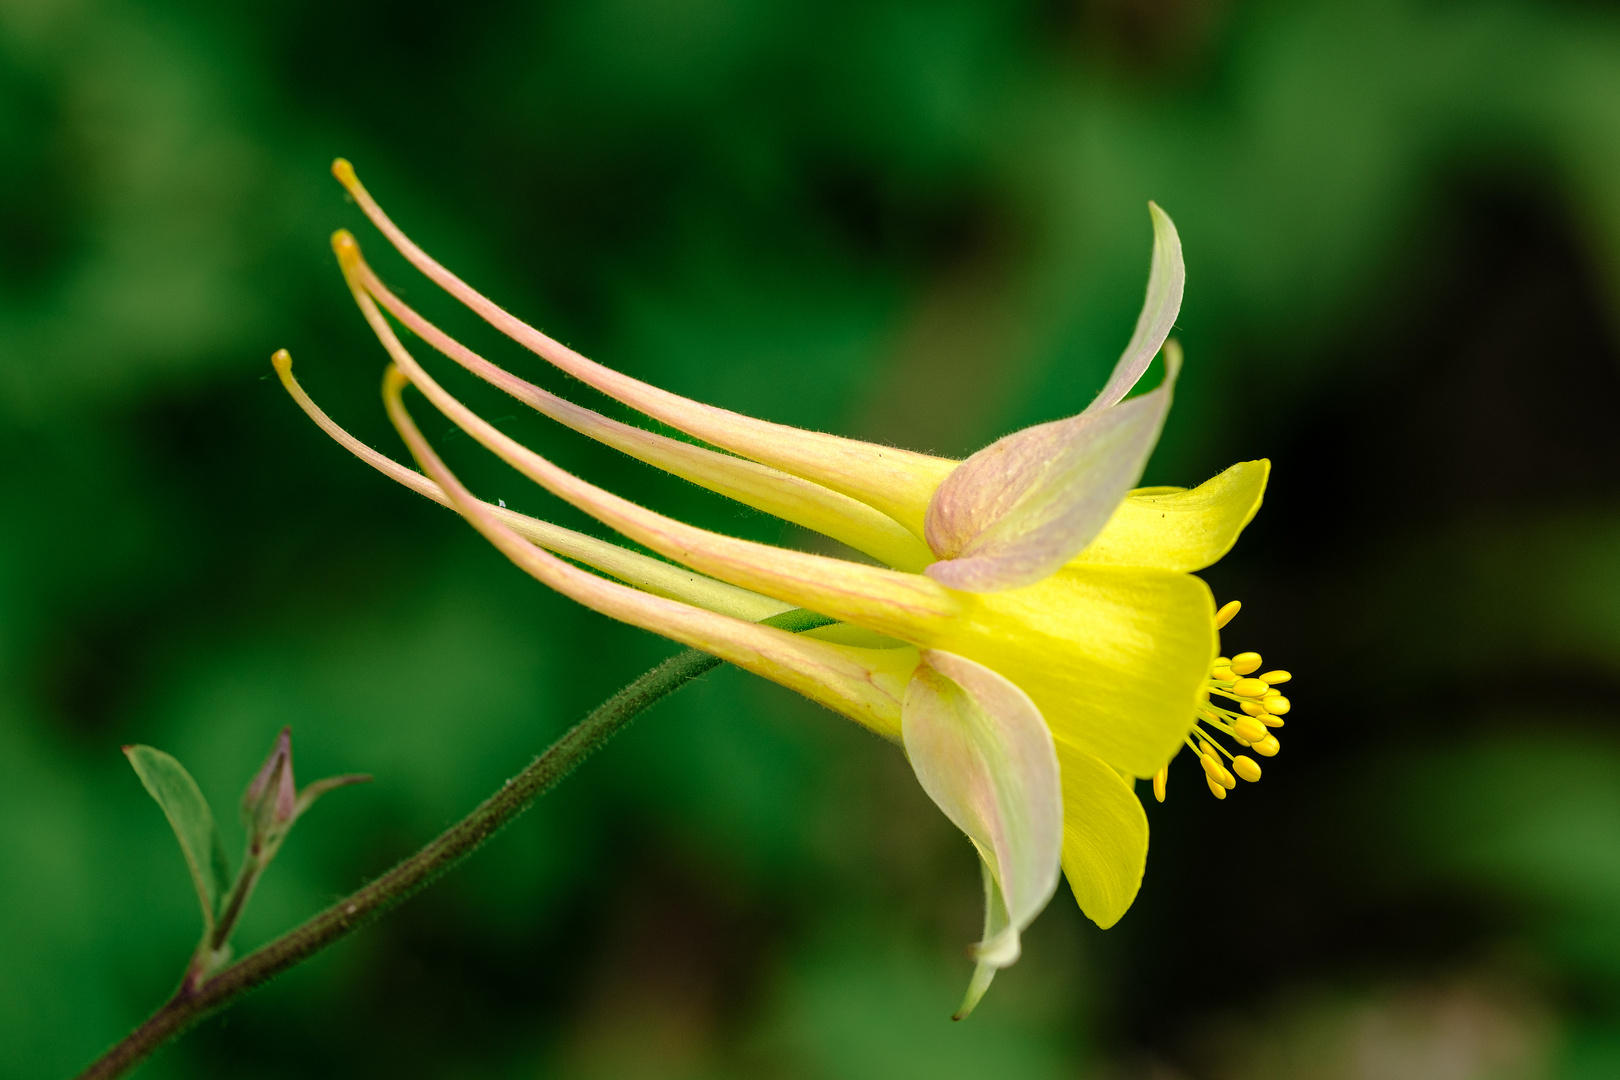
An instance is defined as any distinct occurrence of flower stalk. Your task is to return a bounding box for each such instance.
[75,610,830,1080]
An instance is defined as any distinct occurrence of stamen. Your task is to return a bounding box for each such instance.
[1160,599,1294,801]
[1232,715,1268,743]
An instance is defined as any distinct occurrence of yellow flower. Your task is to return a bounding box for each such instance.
[276,160,1286,1018]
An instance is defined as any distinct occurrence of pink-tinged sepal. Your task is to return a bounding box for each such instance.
[1086,202,1185,414]
[901,649,1064,1015]
[924,344,1181,593]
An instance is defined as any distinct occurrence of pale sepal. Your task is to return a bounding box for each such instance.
[1086,202,1185,413]
[924,344,1181,593]
[901,649,1064,1008]
[954,854,1010,1021]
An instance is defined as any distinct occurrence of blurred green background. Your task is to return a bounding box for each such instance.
[5,0,1620,1076]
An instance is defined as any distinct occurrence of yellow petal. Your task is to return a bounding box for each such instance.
[1074,460,1270,572]
[1053,741,1149,928]
[925,563,1215,777]
[333,159,955,535]
[335,235,934,572]
[384,365,917,740]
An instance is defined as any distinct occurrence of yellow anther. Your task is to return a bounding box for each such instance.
[1232,755,1262,782]
[1260,670,1292,684]
[1254,734,1280,757]
[1261,714,1285,728]
[1232,678,1269,698]
[1153,767,1167,804]
[1233,716,1269,743]
[1263,695,1291,715]
[1200,754,1235,790]
[1230,652,1262,675]
[1240,700,1269,718]
[1206,777,1228,799]
[1213,656,1231,668]
[1215,600,1241,629]
[1212,667,1236,682]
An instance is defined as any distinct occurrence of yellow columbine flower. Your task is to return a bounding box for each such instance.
[276,160,1289,1018]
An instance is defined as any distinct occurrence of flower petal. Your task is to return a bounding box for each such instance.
[926,563,1215,777]
[923,346,1181,593]
[903,650,1063,992]
[1073,460,1270,573]
[273,349,793,623]
[332,159,956,535]
[334,234,935,572]
[384,365,918,740]
[1086,201,1185,413]
[1052,740,1149,928]
[355,283,963,642]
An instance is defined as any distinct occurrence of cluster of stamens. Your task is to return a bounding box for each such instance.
[1151,600,1292,803]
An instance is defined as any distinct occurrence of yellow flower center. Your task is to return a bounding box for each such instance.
[1150,599,1292,803]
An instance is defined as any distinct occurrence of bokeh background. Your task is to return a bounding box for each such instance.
[5,0,1620,1076]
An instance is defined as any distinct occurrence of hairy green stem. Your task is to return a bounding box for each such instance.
[74,609,833,1080]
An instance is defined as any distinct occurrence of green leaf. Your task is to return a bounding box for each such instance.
[123,745,231,934]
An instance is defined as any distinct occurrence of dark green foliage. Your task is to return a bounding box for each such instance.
[8,0,1620,1077]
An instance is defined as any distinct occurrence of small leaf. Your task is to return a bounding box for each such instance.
[292,774,372,823]
[124,745,231,933]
